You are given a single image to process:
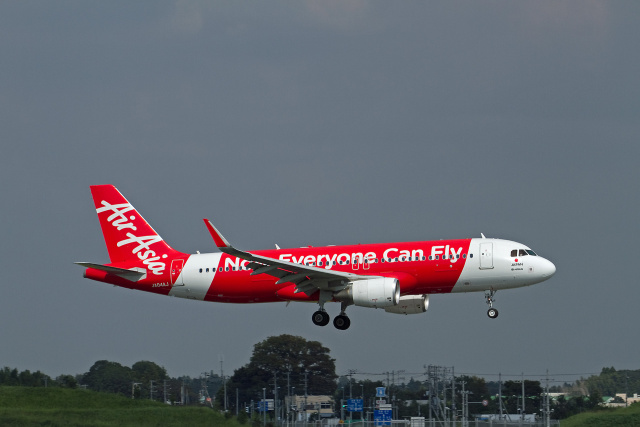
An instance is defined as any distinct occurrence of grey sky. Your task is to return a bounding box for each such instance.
[1,1,639,385]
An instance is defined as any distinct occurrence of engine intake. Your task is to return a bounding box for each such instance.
[384,294,429,315]
[334,278,400,308]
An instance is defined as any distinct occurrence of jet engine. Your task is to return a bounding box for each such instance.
[334,278,400,308]
[384,294,429,315]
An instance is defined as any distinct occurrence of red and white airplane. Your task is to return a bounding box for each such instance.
[77,185,556,330]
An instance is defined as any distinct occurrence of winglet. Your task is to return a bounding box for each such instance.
[203,219,231,248]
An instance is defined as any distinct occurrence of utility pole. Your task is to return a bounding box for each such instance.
[263,388,267,427]
[626,374,630,407]
[304,370,309,427]
[460,381,468,427]
[521,373,525,421]
[347,369,356,422]
[498,373,503,419]
[274,371,278,427]
[220,354,227,412]
[287,367,291,425]
[545,370,551,427]
[451,367,455,423]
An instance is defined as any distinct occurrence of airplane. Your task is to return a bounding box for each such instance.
[76,185,556,330]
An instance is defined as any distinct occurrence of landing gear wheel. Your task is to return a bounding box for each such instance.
[312,310,330,327]
[487,308,499,319]
[333,315,351,330]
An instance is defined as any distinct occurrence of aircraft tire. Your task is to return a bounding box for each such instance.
[487,308,499,319]
[312,310,330,326]
[333,315,351,330]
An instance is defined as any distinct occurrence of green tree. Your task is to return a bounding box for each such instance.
[219,335,338,414]
[82,360,132,396]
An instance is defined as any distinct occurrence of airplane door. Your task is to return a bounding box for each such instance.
[171,259,185,285]
[479,242,494,269]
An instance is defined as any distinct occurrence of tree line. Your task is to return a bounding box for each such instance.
[2,336,640,421]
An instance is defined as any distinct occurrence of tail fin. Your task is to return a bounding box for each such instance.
[89,185,181,275]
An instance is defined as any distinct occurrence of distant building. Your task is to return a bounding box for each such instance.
[605,393,640,407]
[285,395,335,420]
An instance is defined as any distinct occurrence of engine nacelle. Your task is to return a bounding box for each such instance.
[384,294,429,315]
[334,278,400,308]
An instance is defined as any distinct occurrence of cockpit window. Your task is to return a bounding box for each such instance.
[526,250,537,256]
[518,249,528,257]
[511,249,517,257]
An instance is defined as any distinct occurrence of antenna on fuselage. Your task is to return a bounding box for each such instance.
[481,233,486,238]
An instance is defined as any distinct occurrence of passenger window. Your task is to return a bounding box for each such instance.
[199,268,202,273]
[206,268,209,272]
[470,254,473,258]
[225,267,229,271]
[463,254,467,259]
[435,255,439,260]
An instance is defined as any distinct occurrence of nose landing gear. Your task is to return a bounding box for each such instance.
[485,289,499,319]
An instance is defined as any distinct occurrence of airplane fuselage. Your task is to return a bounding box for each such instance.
[84,238,555,303]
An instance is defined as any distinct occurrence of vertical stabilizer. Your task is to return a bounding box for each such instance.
[89,185,181,275]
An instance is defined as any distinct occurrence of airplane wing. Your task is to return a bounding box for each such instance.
[203,219,380,296]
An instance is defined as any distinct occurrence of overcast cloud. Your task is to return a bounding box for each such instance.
[1,1,639,386]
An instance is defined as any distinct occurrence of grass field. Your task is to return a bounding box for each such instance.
[0,386,243,427]
[560,403,640,427]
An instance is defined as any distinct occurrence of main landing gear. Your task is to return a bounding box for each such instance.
[312,302,351,330]
[485,289,499,319]
[311,310,330,326]
[311,309,352,330]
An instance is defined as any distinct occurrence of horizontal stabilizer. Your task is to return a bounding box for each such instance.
[75,262,146,281]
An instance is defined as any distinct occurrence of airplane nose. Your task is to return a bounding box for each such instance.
[541,259,556,278]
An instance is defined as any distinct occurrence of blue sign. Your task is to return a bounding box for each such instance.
[256,400,273,412]
[376,387,386,397]
[347,398,363,412]
[374,409,392,426]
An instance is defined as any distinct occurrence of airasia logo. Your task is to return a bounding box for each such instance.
[96,201,167,275]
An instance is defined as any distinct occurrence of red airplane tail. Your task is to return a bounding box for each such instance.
[89,185,183,275]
